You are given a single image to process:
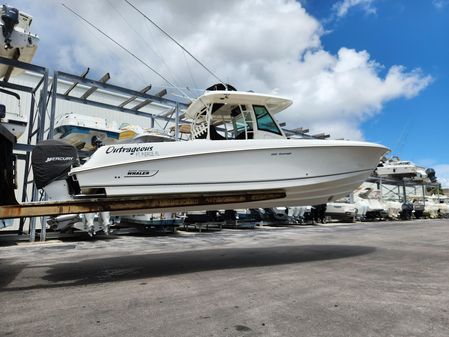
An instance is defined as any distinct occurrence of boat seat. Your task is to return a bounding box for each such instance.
[209,125,227,140]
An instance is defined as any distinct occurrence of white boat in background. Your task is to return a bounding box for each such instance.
[413,195,449,219]
[353,187,388,220]
[33,87,388,212]
[376,157,425,179]
[118,123,174,143]
[0,5,39,140]
[0,89,26,138]
[384,199,402,219]
[53,113,121,151]
[0,5,39,77]
[326,201,357,222]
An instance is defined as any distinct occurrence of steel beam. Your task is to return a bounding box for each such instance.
[56,71,188,108]
[118,85,151,107]
[80,73,110,99]
[0,56,47,74]
[63,68,89,96]
[55,92,181,124]
[48,71,58,139]
[0,81,33,93]
[132,89,167,110]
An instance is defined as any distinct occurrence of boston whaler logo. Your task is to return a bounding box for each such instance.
[125,169,159,178]
[105,145,159,157]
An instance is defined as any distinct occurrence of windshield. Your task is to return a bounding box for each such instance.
[253,105,282,135]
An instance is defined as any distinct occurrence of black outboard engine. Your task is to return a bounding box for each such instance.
[400,202,414,220]
[31,140,80,198]
[206,83,237,91]
[425,168,437,183]
[1,5,19,49]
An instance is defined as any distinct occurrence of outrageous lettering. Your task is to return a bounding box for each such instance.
[105,145,154,155]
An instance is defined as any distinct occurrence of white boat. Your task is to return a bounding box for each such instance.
[53,113,121,151]
[0,90,26,138]
[376,157,424,179]
[0,5,39,77]
[118,124,174,143]
[0,5,39,140]
[383,199,402,219]
[33,88,388,211]
[353,187,388,220]
[326,201,357,222]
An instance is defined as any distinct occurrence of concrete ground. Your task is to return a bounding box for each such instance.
[1,220,449,337]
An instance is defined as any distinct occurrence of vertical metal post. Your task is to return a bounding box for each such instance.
[379,177,383,202]
[150,116,154,128]
[37,69,48,142]
[39,70,49,241]
[422,184,426,208]
[175,102,179,141]
[28,187,39,242]
[48,71,58,139]
[18,92,36,235]
[402,182,407,203]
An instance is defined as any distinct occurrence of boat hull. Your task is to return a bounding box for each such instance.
[70,139,388,208]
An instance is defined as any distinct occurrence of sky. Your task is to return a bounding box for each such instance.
[8,0,449,186]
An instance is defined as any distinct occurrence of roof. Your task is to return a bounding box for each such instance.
[184,90,293,120]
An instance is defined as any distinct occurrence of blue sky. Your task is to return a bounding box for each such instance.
[302,0,449,183]
[9,0,449,185]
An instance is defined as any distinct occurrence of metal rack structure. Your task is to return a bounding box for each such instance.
[366,175,441,205]
[0,57,191,242]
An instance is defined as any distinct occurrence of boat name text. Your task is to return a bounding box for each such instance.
[105,145,156,156]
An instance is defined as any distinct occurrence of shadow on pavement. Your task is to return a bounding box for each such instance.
[0,244,375,292]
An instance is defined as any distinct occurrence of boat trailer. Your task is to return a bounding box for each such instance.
[0,191,286,219]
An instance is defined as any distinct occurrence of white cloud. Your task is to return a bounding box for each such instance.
[14,0,432,139]
[332,0,377,18]
[433,0,449,9]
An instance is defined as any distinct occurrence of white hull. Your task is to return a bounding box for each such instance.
[376,166,417,177]
[70,139,387,209]
[1,114,27,138]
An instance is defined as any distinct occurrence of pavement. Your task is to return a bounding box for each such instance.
[1,220,449,337]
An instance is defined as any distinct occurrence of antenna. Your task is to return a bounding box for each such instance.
[124,0,226,86]
[61,3,193,101]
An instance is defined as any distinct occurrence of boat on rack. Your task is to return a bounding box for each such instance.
[53,113,122,151]
[0,89,26,138]
[53,114,175,151]
[376,157,427,180]
[0,5,39,141]
[32,86,388,212]
[118,124,174,143]
[0,5,39,77]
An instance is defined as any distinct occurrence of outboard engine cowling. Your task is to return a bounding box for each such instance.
[31,140,80,199]
[206,83,237,91]
[1,5,19,49]
[425,168,437,183]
